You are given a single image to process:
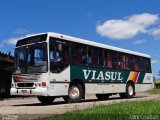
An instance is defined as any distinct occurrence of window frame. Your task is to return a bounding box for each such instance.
[70,42,87,66]
[49,37,152,73]
[87,45,103,67]
[49,37,70,73]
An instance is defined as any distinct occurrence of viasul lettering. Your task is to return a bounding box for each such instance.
[83,69,123,81]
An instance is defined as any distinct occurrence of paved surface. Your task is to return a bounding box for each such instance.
[0,93,159,120]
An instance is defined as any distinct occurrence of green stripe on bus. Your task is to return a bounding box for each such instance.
[137,72,145,83]
[70,65,146,83]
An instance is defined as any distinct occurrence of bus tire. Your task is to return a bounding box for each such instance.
[63,83,83,103]
[0,86,5,100]
[120,83,134,99]
[126,83,134,98]
[37,96,55,104]
[96,94,109,100]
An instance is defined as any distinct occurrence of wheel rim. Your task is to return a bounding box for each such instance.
[69,86,80,99]
[128,86,133,96]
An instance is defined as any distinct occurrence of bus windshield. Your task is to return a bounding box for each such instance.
[14,42,48,74]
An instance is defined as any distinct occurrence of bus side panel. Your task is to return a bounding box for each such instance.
[48,66,70,96]
[135,73,154,92]
[70,65,154,95]
[85,83,126,94]
[135,84,154,92]
[70,65,130,83]
[70,65,129,94]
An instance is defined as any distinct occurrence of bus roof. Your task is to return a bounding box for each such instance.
[22,32,151,58]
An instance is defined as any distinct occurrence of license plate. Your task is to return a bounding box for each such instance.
[21,90,27,93]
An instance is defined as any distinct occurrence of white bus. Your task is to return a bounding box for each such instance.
[11,32,153,103]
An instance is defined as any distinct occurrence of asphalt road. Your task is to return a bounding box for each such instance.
[0,93,159,120]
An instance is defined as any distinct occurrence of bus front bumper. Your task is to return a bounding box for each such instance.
[10,87,48,96]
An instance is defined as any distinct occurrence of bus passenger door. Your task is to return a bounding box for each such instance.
[48,38,70,96]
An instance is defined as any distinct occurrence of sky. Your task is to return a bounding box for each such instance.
[0,0,160,78]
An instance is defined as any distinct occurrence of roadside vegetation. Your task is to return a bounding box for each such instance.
[146,88,160,94]
[41,100,160,120]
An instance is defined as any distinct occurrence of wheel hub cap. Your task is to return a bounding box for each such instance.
[69,86,80,99]
[128,86,133,95]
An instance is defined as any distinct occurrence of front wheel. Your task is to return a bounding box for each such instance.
[63,83,83,103]
[37,96,55,104]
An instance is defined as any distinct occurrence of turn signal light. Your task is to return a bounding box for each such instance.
[42,82,46,87]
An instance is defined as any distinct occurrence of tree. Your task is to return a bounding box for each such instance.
[158,70,160,79]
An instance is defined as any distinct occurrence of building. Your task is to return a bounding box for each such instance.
[0,51,14,99]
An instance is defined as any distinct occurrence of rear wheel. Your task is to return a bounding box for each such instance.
[119,83,134,99]
[126,83,134,98]
[96,94,109,100]
[37,96,55,104]
[63,83,83,103]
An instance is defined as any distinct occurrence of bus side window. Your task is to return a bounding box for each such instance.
[98,48,103,66]
[87,46,103,67]
[49,38,69,73]
[130,55,140,71]
[118,53,125,69]
[125,55,129,70]
[50,51,54,61]
[147,58,152,73]
[88,46,98,66]
[104,50,112,68]
[112,51,118,69]
[118,53,129,70]
[140,58,151,73]
[140,57,144,71]
[71,43,87,65]
[88,48,92,65]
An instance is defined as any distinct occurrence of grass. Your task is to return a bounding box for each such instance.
[41,100,160,120]
[146,88,160,94]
